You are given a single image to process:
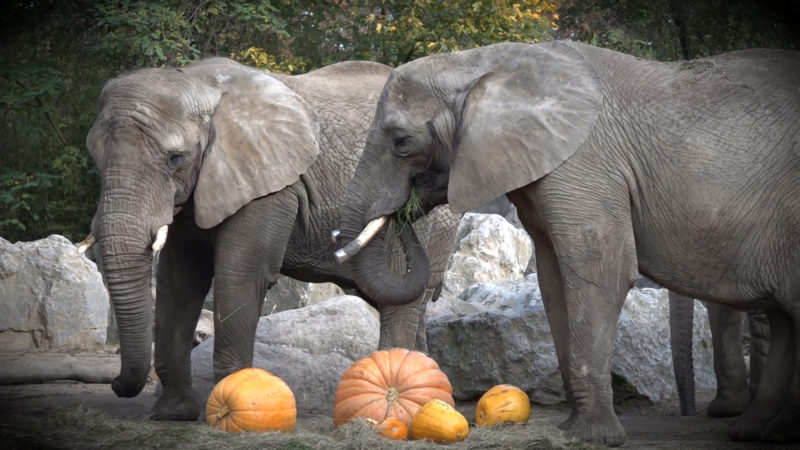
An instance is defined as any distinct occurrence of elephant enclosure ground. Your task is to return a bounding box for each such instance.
[0,381,784,449]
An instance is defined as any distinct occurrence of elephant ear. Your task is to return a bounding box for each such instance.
[447,41,602,214]
[193,63,319,229]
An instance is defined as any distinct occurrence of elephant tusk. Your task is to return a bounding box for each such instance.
[152,225,168,251]
[77,234,96,254]
[330,229,341,243]
[334,216,388,264]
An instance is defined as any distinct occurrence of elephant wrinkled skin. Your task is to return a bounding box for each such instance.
[85,58,458,421]
[336,41,800,445]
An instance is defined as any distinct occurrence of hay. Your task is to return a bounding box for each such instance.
[0,403,598,450]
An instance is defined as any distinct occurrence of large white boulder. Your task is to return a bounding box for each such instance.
[0,235,108,351]
[442,213,532,298]
[427,274,716,405]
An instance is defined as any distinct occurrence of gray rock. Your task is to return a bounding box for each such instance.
[202,276,345,315]
[613,288,716,403]
[426,275,716,405]
[261,276,345,315]
[191,295,378,417]
[427,274,564,404]
[442,213,532,298]
[0,235,108,351]
[194,309,214,345]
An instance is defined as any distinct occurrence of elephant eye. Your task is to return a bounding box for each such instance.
[393,135,408,148]
[167,152,186,171]
[391,134,414,157]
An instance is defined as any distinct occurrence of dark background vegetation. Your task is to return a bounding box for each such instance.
[2,0,798,243]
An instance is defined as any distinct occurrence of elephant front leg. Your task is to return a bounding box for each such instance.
[550,226,636,446]
[211,194,297,381]
[151,220,214,421]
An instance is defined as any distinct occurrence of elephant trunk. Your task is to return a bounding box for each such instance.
[338,147,430,306]
[95,191,161,398]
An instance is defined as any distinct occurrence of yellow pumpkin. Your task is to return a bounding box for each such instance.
[409,399,469,443]
[206,367,296,433]
[333,348,454,428]
[475,384,531,426]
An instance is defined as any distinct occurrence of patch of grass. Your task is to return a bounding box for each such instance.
[394,187,423,228]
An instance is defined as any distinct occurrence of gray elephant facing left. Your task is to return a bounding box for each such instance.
[82,58,459,421]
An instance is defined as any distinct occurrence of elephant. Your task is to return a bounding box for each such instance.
[669,293,752,417]
[80,57,459,421]
[334,40,800,445]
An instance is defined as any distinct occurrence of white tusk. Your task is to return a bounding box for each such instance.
[330,229,341,243]
[152,225,168,251]
[334,216,388,264]
[77,234,96,254]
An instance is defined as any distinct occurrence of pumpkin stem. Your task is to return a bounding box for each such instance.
[385,387,399,406]
[216,404,230,419]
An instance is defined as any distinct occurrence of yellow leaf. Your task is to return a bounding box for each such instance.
[376,23,383,33]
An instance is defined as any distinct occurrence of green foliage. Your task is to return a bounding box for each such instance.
[557,0,800,61]
[1,0,797,242]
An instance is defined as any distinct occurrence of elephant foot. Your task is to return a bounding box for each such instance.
[150,389,201,421]
[707,389,750,417]
[727,410,769,441]
[559,409,626,447]
[761,404,800,443]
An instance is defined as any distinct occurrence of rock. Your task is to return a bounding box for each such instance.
[427,274,564,404]
[442,213,532,298]
[192,295,378,417]
[613,288,716,403]
[194,309,214,345]
[0,235,109,351]
[426,275,716,405]
[202,276,345,315]
[261,276,345,315]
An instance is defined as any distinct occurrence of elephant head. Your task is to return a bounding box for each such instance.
[337,41,602,303]
[85,58,319,398]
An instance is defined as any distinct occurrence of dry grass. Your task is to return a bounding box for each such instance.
[0,403,596,450]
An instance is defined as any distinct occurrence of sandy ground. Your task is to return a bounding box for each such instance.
[1,380,796,449]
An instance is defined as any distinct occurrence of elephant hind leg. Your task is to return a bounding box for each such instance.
[705,302,750,418]
[729,310,794,441]
[759,308,800,443]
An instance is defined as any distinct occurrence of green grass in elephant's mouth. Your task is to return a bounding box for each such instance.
[394,187,423,228]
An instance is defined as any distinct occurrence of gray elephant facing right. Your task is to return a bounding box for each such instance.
[335,41,800,446]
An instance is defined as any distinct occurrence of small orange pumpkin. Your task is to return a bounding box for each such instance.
[376,417,408,440]
[475,384,531,426]
[409,399,469,442]
[206,367,296,433]
[333,348,454,428]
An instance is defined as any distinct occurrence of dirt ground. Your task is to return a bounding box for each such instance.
[1,379,796,450]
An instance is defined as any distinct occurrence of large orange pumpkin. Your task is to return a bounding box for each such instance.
[206,367,296,433]
[332,348,454,428]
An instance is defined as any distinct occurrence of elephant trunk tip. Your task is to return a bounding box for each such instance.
[111,374,147,398]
